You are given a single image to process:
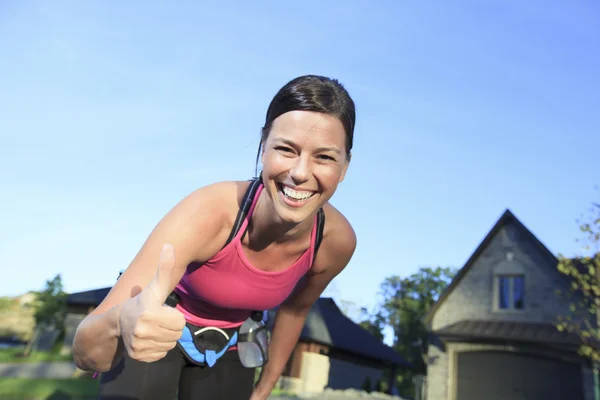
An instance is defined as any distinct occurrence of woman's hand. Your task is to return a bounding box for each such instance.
[117,244,186,363]
[249,387,271,400]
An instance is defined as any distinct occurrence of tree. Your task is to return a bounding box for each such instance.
[359,310,386,342]
[555,196,600,398]
[378,266,457,397]
[338,299,364,323]
[32,274,68,330]
[337,299,386,342]
[23,274,68,356]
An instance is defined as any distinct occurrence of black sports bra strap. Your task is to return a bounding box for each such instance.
[222,178,262,249]
[313,208,325,263]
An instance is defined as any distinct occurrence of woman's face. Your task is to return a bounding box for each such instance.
[261,110,349,225]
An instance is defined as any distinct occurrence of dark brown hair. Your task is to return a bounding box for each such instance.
[255,75,356,176]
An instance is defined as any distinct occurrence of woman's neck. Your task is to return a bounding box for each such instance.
[246,193,314,251]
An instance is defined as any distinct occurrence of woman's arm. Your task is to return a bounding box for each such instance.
[252,208,357,399]
[72,182,235,372]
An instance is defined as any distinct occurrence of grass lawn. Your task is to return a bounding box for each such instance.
[0,378,100,400]
[0,347,73,363]
[0,378,295,399]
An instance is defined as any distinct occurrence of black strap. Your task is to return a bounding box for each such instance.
[313,208,325,264]
[222,178,262,249]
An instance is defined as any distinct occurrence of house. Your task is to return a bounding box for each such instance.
[64,287,410,394]
[423,209,594,400]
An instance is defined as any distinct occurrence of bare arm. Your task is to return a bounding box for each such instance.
[253,209,357,398]
[72,182,234,372]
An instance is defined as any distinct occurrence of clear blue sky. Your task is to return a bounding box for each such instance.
[2,1,599,321]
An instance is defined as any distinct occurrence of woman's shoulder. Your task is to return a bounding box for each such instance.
[322,202,355,238]
[313,203,357,273]
[179,180,252,222]
[162,180,249,239]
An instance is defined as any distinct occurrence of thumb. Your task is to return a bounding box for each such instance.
[146,243,176,303]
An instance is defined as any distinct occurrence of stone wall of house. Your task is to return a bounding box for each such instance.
[432,219,576,332]
[425,218,591,400]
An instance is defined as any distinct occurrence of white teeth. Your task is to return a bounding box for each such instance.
[282,185,314,200]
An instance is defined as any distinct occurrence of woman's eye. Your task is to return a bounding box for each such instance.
[318,154,336,161]
[275,146,293,153]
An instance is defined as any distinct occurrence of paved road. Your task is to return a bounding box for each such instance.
[0,361,77,378]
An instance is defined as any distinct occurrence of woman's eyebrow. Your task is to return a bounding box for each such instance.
[274,138,341,154]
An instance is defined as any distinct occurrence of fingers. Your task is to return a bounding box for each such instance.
[126,321,181,364]
[146,243,176,303]
[127,340,176,363]
[147,325,185,343]
[157,306,186,332]
[133,307,185,342]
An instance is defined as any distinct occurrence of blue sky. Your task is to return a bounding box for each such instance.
[1,1,599,323]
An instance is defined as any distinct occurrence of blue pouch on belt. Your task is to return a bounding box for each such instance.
[177,322,239,367]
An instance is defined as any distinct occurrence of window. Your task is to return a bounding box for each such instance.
[497,275,525,310]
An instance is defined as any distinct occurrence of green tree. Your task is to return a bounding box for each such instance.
[555,196,600,398]
[379,266,457,397]
[359,310,386,342]
[23,274,68,356]
[32,274,68,330]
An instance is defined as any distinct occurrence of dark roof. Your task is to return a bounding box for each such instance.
[424,209,558,327]
[433,319,583,347]
[267,297,411,368]
[67,287,111,306]
[67,288,410,368]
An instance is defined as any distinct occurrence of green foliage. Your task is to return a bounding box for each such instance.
[378,266,457,396]
[0,296,16,310]
[0,347,73,363]
[556,196,600,363]
[374,378,387,393]
[32,274,68,332]
[359,311,386,342]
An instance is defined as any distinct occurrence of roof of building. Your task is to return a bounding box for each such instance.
[423,208,559,327]
[67,287,111,306]
[67,288,411,368]
[433,319,583,347]
[267,297,411,368]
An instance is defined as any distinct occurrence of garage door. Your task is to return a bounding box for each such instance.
[456,351,584,400]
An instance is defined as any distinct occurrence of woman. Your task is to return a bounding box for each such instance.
[72,74,357,400]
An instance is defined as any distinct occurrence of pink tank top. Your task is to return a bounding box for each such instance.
[173,183,318,328]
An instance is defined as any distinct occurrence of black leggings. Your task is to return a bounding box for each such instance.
[98,347,256,400]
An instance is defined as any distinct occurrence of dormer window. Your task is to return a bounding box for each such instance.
[497,275,525,310]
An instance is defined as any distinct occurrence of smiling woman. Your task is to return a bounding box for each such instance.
[72,75,358,400]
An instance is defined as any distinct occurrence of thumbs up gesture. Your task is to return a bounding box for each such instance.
[118,243,186,363]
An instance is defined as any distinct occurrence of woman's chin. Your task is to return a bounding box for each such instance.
[273,193,321,225]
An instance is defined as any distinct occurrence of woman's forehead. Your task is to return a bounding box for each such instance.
[269,111,346,147]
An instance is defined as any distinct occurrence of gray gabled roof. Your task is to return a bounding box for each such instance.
[67,287,411,368]
[423,208,558,328]
[267,297,411,368]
